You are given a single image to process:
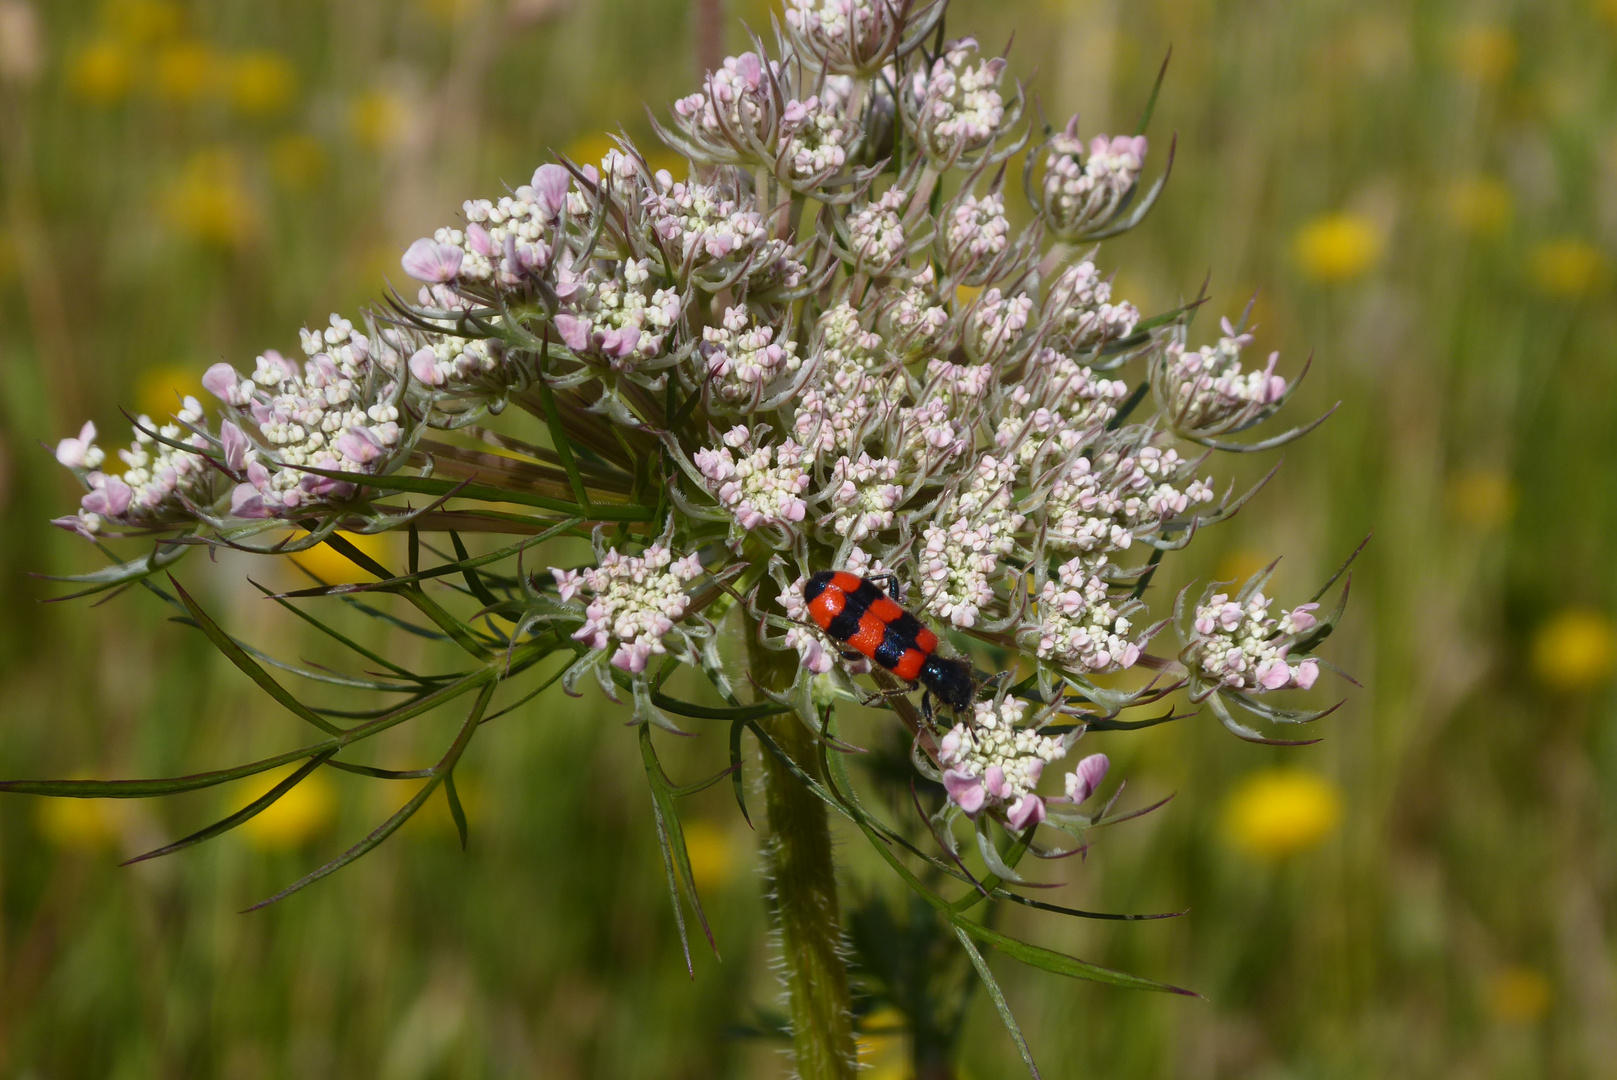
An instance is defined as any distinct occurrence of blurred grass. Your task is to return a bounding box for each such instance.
[1,0,1615,1076]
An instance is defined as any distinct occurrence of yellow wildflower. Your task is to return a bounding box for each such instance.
[1222,768,1341,859]
[69,39,135,104]
[1531,609,1615,691]
[36,796,130,850]
[1294,213,1384,283]
[227,51,297,117]
[152,39,217,103]
[238,767,337,850]
[1487,967,1551,1024]
[1528,239,1608,298]
[136,363,204,420]
[102,0,183,45]
[288,530,396,584]
[1443,175,1511,236]
[680,819,738,893]
[1451,25,1517,84]
[269,133,327,192]
[350,88,409,151]
[1446,467,1516,529]
[856,1005,908,1080]
[161,148,258,248]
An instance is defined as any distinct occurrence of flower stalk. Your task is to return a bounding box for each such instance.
[750,610,858,1080]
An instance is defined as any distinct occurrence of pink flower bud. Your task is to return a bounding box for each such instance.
[554,313,591,352]
[203,363,241,402]
[531,163,570,218]
[81,474,132,518]
[1256,659,1293,690]
[230,483,269,518]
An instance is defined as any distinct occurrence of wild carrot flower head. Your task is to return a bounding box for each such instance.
[42,0,1349,1060]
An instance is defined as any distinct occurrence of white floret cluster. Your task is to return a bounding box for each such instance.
[553,544,705,674]
[204,314,406,517]
[908,37,1007,159]
[53,403,215,537]
[946,192,1010,268]
[645,175,769,268]
[824,452,904,542]
[1154,317,1288,436]
[1024,557,1142,673]
[846,187,910,271]
[938,696,1066,827]
[702,306,802,405]
[917,456,1024,628]
[780,94,851,179]
[1186,591,1321,692]
[694,427,812,530]
[1042,126,1148,237]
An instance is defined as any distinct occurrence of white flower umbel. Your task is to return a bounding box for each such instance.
[203,313,406,518]
[918,455,1024,628]
[554,544,704,674]
[53,403,216,537]
[907,37,1008,163]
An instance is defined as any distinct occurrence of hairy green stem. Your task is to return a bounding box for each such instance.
[748,627,858,1080]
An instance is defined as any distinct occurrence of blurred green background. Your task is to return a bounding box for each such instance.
[1,0,1615,1076]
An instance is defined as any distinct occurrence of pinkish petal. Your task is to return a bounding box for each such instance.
[553,313,591,351]
[401,238,463,283]
[203,363,240,402]
[1294,659,1320,691]
[408,347,444,386]
[1006,795,1046,831]
[942,769,986,815]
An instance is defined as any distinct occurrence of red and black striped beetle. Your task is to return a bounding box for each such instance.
[803,570,976,715]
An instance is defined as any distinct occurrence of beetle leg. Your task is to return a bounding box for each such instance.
[866,571,906,605]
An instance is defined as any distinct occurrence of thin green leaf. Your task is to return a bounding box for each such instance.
[0,746,329,798]
[122,751,337,865]
[448,531,500,610]
[640,724,719,974]
[287,464,652,521]
[243,680,496,911]
[170,576,344,736]
[444,770,469,850]
[954,916,1198,996]
[953,925,1042,1080]
[1134,47,1172,134]
[729,718,752,828]
[249,579,446,684]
